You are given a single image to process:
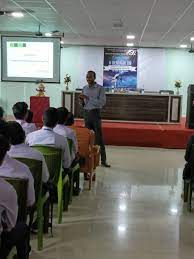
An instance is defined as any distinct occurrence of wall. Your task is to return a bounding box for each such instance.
[0,46,193,116]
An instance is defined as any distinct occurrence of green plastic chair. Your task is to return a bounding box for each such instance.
[32,145,69,224]
[14,158,44,251]
[67,138,80,203]
[1,177,28,259]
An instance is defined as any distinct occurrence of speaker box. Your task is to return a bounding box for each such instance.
[186,85,194,129]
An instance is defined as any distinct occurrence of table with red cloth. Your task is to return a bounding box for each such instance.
[30,96,50,125]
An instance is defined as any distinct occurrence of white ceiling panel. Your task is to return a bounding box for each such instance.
[1,0,194,47]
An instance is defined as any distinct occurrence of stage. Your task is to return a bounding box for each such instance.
[75,118,194,149]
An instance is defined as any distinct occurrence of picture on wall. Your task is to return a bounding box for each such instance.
[103,48,138,89]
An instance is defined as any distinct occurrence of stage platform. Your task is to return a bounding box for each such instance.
[75,118,194,149]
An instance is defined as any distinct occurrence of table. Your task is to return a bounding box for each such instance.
[62,91,182,123]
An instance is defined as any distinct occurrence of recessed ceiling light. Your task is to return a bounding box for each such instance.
[190,37,194,41]
[126,43,134,47]
[180,44,187,48]
[11,12,24,18]
[45,32,52,37]
[126,35,135,39]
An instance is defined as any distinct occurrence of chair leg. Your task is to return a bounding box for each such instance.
[63,182,69,212]
[89,172,92,190]
[73,169,80,196]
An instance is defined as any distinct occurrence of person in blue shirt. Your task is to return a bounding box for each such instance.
[79,71,110,167]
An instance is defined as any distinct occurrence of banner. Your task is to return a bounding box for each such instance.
[103,48,138,89]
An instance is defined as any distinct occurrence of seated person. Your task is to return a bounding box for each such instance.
[7,121,49,184]
[54,107,78,161]
[183,135,194,180]
[12,102,36,135]
[0,135,31,259]
[65,112,75,126]
[26,107,71,169]
[26,109,37,132]
[0,121,35,207]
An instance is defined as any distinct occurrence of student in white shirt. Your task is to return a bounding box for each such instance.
[12,102,36,135]
[0,121,35,207]
[26,109,37,132]
[0,135,31,259]
[26,107,71,169]
[54,107,78,161]
[8,121,49,183]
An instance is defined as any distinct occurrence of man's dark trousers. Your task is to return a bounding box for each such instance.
[84,109,106,164]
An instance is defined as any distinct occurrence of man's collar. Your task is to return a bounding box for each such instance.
[87,83,97,88]
[42,126,53,131]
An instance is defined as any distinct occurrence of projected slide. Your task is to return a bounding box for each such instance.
[7,42,53,78]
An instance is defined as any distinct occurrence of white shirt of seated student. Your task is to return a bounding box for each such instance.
[16,119,37,136]
[0,177,18,235]
[8,143,49,183]
[0,154,35,207]
[54,124,78,161]
[26,126,72,168]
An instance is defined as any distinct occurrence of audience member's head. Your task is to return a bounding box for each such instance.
[8,121,25,145]
[65,112,75,126]
[12,102,28,120]
[0,135,10,166]
[0,120,10,141]
[26,110,34,123]
[57,107,69,125]
[43,107,58,128]
[0,106,4,120]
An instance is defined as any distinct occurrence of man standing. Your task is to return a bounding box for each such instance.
[79,71,110,168]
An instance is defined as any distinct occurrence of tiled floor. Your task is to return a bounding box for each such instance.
[31,146,194,259]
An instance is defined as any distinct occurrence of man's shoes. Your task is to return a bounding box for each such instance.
[101,162,111,168]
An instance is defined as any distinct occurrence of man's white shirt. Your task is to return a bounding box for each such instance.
[0,154,35,207]
[8,143,49,183]
[16,119,37,136]
[26,126,71,168]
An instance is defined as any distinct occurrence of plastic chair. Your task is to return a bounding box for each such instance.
[32,145,69,224]
[67,138,80,202]
[14,157,44,251]
[1,177,28,259]
[71,126,96,190]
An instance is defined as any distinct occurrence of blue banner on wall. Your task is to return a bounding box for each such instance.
[103,48,138,89]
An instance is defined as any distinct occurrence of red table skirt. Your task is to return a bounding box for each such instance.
[30,96,50,123]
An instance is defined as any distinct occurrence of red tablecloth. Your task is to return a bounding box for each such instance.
[30,96,50,123]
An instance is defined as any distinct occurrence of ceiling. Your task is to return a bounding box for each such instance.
[1,0,194,48]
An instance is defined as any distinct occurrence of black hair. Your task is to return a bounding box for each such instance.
[12,102,28,120]
[65,112,75,126]
[8,121,25,145]
[0,120,10,141]
[57,107,69,125]
[43,107,58,128]
[26,110,33,123]
[87,70,96,79]
[0,107,4,119]
[0,135,10,165]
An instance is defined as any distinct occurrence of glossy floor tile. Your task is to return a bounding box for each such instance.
[30,146,194,259]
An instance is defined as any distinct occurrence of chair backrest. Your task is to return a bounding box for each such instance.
[2,177,28,222]
[14,158,42,203]
[32,145,62,185]
[67,138,73,156]
[71,126,94,156]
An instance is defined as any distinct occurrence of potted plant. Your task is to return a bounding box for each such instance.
[175,80,182,95]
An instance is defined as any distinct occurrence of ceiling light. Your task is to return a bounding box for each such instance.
[119,204,127,212]
[60,40,64,44]
[11,12,24,18]
[45,32,52,37]
[118,225,126,233]
[190,37,194,41]
[126,43,134,47]
[126,35,135,39]
[180,44,187,48]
